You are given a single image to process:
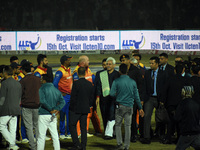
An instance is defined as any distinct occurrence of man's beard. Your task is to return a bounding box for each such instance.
[43,64,48,68]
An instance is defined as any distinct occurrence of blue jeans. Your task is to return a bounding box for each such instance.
[60,94,71,135]
[115,104,133,149]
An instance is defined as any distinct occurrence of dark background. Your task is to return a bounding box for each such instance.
[0,0,199,31]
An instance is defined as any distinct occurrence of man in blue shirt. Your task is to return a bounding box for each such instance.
[110,64,144,150]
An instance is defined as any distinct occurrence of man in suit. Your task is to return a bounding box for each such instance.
[162,62,187,144]
[141,56,166,144]
[157,53,174,139]
[159,53,174,78]
[69,67,94,150]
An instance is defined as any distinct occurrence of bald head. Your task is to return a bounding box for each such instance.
[79,55,89,67]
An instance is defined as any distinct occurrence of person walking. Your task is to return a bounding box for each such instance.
[69,67,94,150]
[110,64,144,150]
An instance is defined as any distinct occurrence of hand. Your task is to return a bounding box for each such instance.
[139,109,145,118]
[160,102,164,106]
[62,92,67,96]
[50,110,59,115]
[96,97,100,107]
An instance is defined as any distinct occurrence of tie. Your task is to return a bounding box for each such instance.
[151,71,155,94]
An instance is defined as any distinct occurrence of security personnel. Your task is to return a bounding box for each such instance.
[73,55,102,137]
[53,55,73,139]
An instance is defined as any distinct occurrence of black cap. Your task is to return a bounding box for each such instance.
[60,55,72,64]
[10,62,21,69]
[120,54,130,61]
[20,59,33,66]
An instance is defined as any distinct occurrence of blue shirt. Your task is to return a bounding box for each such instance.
[152,68,158,96]
[110,75,142,109]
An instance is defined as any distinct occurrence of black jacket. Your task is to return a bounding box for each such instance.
[163,74,187,108]
[142,69,166,103]
[160,63,174,80]
[69,78,93,114]
[188,76,200,105]
[128,64,143,95]
[175,98,200,136]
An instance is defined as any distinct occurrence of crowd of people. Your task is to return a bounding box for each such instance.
[0,52,200,150]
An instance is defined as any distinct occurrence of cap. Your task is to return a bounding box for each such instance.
[60,55,72,64]
[20,59,33,66]
[10,62,20,69]
[120,54,130,61]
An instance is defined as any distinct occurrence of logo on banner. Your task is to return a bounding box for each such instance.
[122,33,145,49]
[18,35,42,50]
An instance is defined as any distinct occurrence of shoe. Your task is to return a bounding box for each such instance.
[104,136,113,140]
[124,148,129,150]
[94,132,102,136]
[15,140,21,144]
[78,134,81,138]
[87,133,93,137]
[68,145,82,150]
[60,135,67,140]
[66,134,72,139]
[21,138,29,143]
[140,138,151,144]
[8,145,19,150]
[115,144,123,150]
[162,139,172,144]
[45,136,51,141]
[130,136,137,143]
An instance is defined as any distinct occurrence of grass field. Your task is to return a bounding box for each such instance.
[0,54,195,150]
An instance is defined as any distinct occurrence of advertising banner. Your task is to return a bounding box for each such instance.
[0,32,16,50]
[120,30,200,51]
[17,31,119,51]
[0,31,199,51]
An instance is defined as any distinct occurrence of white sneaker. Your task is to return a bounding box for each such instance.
[66,134,72,139]
[15,140,21,144]
[78,134,81,138]
[21,138,29,143]
[87,133,93,137]
[59,135,67,140]
[8,145,19,150]
[45,136,51,141]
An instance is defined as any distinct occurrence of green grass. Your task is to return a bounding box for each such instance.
[0,53,195,150]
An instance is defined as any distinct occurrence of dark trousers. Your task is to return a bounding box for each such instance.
[166,106,180,141]
[69,110,88,148]
[131,104,138,138]
[16,115,20,141]
[100,97,115,131]
[144,97,158,139]
[0,133,2,144]
[176,134,200,150]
